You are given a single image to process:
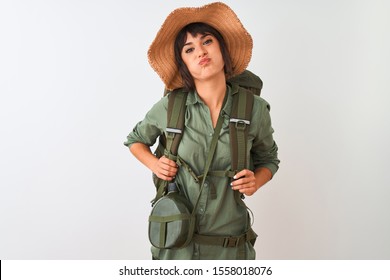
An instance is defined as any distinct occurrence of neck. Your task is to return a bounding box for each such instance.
[195,73,226,109]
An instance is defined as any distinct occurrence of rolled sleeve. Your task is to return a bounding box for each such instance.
[123,96,168,148]
[250,97,280,176]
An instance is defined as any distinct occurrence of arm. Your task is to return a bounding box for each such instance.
[231,97,279,196]
[124,96,178,180]
[129,142,178,181]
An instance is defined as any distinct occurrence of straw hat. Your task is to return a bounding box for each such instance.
[148,2,253,90]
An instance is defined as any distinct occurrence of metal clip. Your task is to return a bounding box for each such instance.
[230,118,250,130]
[166,127,182,134]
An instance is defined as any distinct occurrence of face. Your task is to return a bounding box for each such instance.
[181,32,225,84]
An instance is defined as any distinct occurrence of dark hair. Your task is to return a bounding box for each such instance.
[174,22,233,91]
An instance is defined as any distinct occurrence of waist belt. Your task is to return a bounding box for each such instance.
[193,228,257,247]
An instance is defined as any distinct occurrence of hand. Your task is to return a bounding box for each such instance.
[152,156,178,181]
[230,169,258,196]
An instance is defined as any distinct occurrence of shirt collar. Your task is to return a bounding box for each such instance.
[186,84,237,117]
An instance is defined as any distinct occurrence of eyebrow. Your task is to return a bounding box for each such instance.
[183,33,212,47]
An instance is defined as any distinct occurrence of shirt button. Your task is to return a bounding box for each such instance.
[209,133,213,137]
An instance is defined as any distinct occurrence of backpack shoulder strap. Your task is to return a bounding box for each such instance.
[229,85,256,238]
[152,89,188,205]
[165,89,188,157]
[229,84,254,172]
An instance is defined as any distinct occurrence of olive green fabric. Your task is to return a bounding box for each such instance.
[228,69,263,96]
[124,85,279,259]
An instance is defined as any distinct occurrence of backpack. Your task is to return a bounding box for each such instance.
[148,70,262,249]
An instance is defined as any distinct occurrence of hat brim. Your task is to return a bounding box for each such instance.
[148,2,253,90]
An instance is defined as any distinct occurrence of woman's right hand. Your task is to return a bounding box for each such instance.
[152,156,178,181]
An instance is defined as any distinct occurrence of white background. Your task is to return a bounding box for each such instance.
[0,0,389,260]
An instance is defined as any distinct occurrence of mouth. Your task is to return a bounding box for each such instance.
[199,58,211,66]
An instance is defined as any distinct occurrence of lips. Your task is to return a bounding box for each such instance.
[199,58,211,65]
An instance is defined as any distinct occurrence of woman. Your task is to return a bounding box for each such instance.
[124,2,279,260]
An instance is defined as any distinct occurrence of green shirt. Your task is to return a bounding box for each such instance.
[124,85,279,259]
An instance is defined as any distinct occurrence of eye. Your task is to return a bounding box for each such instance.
[184,47,194,54]
[203,38,213,45]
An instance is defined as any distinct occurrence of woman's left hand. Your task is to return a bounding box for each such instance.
[230,169,258,196]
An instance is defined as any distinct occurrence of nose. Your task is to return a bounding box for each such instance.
[197,45,207,57]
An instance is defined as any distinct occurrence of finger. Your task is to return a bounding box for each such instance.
[158,165,177,179]
[237,181,256,190]
[156,167,176,181]
[233,169,247,180]
[233,169,255,180]
[231,175,253,187]
[232,179,256,191]
[239,182,258,196]
[158,158,178,172]
[160,163,178,175]
[160,156,178,168]
[157,173,175,181]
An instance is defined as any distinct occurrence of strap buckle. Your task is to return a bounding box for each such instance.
[223,236,241,247]
[166,127,182,134]
[230,118,250,130]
